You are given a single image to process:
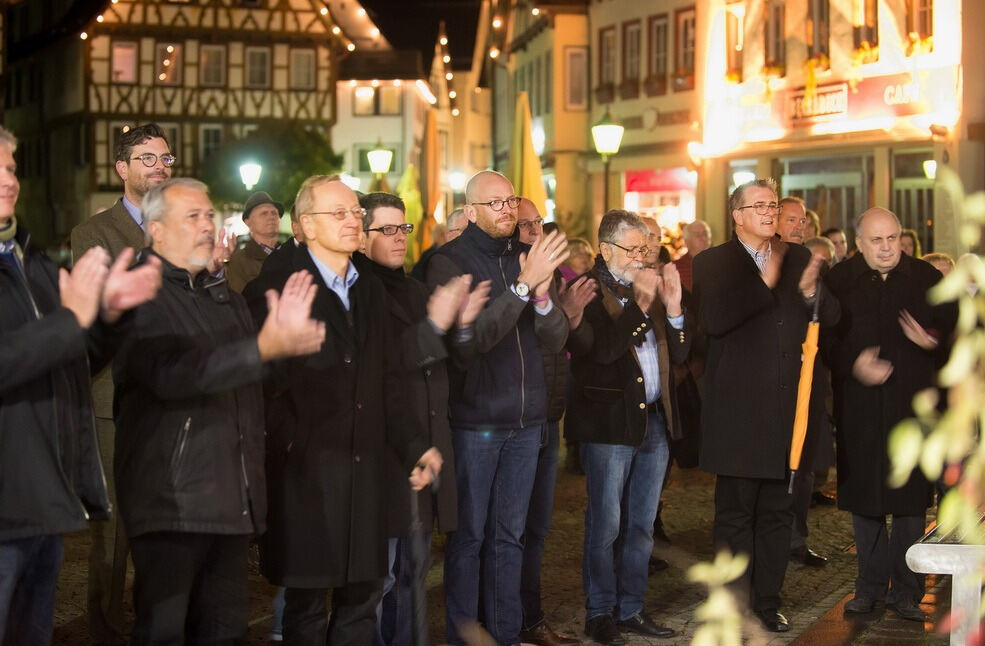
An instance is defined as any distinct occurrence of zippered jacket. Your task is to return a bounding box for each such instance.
[0,226,115,541]
[112,250,266,538]
[426,222,568,430]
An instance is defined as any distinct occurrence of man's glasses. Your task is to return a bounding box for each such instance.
[470,196,521,212]
[605,241,649,259]
[365,223,414,236]
[517,218,544,232]
[307,207,367,221]
[130,153,177,168]
[737,202,780,215]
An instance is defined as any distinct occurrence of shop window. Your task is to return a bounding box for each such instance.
[905,0,933,55]
[853,0,879,63]
[621,20,641,99]
[290,48,316,90]
[674,7,695,92]
[200,45,226,87]
[111,41,138,84]
[725,3,745,82]
[245,47,271,89]
[155,43,182,86]
[763,0,784,77]
[647,15,668,96]
[597,26,616,103]
[199,125,223,161]
[806,0,830,67]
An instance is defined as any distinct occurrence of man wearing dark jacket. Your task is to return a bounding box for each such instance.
[693,178,837,633]
[0,125,162,643]
[112,177,325,644]
[567,210,688,644]
[825,208,956,622]
[427,171,569,646]
[226,190,284,292]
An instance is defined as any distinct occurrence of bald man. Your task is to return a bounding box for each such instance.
[824,208,956,622]
[674,220,711,291]
[427,172,570,646]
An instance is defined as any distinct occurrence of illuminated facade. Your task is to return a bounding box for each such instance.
[694,0,984,254]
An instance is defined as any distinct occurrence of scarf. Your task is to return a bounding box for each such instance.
[0,217,16,243]
[592,253,634,301]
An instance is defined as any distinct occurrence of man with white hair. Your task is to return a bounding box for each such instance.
[674,220,711,291]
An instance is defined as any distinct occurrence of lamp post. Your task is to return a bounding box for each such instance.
[239,162,262,191]
[591,109,624,213]
[367,138,394,193]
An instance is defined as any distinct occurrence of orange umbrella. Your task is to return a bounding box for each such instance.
[788,291,822,493]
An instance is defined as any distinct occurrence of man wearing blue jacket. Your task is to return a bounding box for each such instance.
[427,170,569,646]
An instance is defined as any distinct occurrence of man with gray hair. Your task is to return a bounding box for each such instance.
[566,209,687,644]
[674,220,711,291]
[112,178,326,643]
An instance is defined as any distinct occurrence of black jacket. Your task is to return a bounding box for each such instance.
[0,226,116,541]
[113,251,266,539]
[426,222,568,430]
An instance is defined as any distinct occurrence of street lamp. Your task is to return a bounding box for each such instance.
[239,162,262,191]
[591,109,624,213]
[367,138,393,192]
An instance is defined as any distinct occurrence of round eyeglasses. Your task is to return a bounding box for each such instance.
[470,196,522,212]
[130,153,177,168]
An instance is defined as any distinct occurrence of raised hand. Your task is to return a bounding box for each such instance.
[632,267,659,313]
[853,346,894,385]
[558,276,597,329]
[61,246,110,328]
[656,262,683,317]
[208,227,237,275]
[458,276,491,328]
[409,447,443,491]
[257,270,326,360]
[101,248,162,323]
[428,275,470,332]
[518,229,569,297]
[798,253,825,299]
[899,309,939,350]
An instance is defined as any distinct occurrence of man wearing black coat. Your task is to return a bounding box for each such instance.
[693,178,838,633]
[824,208,956,622]
[252,176,441,645]
[112,178,325,644]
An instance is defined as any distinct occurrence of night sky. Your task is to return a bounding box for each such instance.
[359,0,481,71]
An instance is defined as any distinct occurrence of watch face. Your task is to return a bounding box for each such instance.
[515,281,530,297]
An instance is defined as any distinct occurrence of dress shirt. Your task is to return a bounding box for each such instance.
[308,249,359,311]
[121,196,144,231]
[738,237,771,272]
[614,278,684,403]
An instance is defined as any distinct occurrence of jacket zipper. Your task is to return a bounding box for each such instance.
[498,251,526,428]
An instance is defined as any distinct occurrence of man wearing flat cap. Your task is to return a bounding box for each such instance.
[227,191,284,292]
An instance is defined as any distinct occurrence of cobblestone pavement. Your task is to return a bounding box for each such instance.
[51,448,954,645]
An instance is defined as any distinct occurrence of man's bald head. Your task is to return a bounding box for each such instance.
[464,170,518,239]
[855,207,902,275]
[465,170,511,204]
[516,198,543,244]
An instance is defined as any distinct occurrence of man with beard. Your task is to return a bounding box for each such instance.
[825,208,956,622]
[428,171,569,646]
[776,197,808,246]
[112,177,326,644]
[693,179,837,633]
[70,122,175,645]
[567,210,687,644]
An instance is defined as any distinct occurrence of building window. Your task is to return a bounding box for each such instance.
[905,0,933,54]
[245,47,271,88]
[159,123,180,160]
[806,0,830,64]
[353,86,401,116]
[725,3,745,82]
[155,43,182,86]
[544,50,552,114]
[112,41,138,84]
[599,26,616,86]
[764,0,785,75]
[853,0,879,61]
[621,20,641,98]
[200,45,226,87]
[199,125,223,161]
[290,48,316,90]
[647,15,669,96]
[674,7,696,91]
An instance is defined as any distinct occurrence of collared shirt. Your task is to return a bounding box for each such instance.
[121,195,144,231]
[308,248,359,311]
[739,237,771,272]
[258,241,278,255]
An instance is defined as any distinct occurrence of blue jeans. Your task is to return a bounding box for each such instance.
[444,425,542,646]
[0,534,63,645]
[269,586,285,638]
[520,421,560,631]
[582,410,670,621]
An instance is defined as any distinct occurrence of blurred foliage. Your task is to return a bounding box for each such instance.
[888,166,985,544]
[688,550,748,646]
[198,123,343,211]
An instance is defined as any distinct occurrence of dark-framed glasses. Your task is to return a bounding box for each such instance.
[737,201,779,215]
[365,223,414,236]
[307,207,367,221]
[131,152,177,168]
[470,196,521,212]
[517,218,544,232]
[605,240,649,259]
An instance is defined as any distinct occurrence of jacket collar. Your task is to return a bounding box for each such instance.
[846,249,913,280]
[460,220,524,257]
[145,248,226,292]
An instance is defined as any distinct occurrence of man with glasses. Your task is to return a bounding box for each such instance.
[566,209,686,644]
[70,122,175,645]
[427,171,569,646]
[249,176,442,643]
[693,178,837,633]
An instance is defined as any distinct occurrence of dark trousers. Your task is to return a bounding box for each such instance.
[0,534,63,646]
[790,470,814,550]
[852,513,925,604]
[129,532,249,646]
[520,421,561,631]
[713,475,793,612]
[284,580,382,645]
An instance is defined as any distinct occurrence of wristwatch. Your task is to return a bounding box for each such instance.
[514,280,531,297]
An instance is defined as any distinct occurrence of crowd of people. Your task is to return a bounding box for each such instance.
[0,121,965,646]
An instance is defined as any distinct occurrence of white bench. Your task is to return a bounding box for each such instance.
[905,519,985,645]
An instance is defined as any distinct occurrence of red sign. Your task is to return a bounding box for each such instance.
[625,167,697,193]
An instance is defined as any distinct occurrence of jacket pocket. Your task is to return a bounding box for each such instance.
[169,417,192,486]
[583,386,624,403]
